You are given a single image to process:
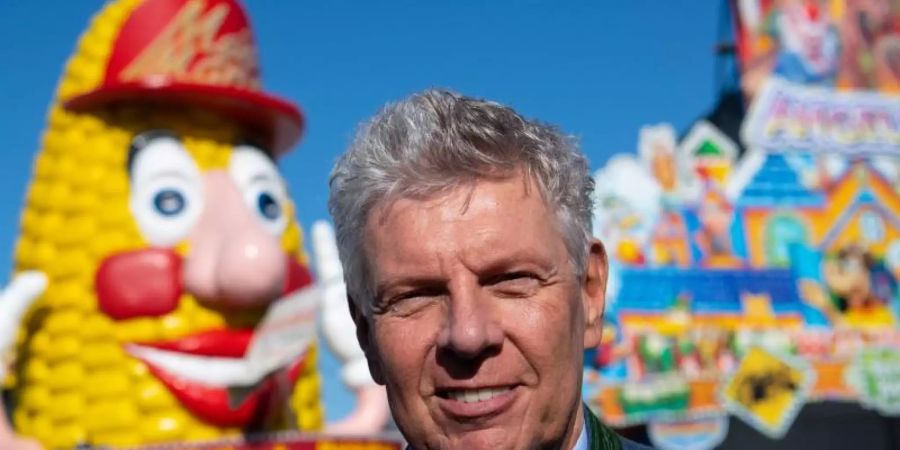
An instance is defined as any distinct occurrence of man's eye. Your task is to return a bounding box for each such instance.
[380,287,445,316]
[392,287,443,303]
[488,272,542,297]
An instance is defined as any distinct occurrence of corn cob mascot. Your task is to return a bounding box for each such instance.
[0,0,388,448]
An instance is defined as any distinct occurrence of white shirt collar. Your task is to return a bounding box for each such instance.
[573,413,588,450]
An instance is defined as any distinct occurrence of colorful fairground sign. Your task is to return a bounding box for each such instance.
[737,0,900,156]
[647,415,729,450]
[584,0,900,444]
[742,78,900,155]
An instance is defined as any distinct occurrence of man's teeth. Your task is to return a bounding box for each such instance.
[446,387,511,403]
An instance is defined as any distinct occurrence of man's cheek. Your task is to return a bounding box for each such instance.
[375,325,427,379]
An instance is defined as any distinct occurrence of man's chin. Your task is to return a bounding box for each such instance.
[432,428,524,450]
[427,412,531,450]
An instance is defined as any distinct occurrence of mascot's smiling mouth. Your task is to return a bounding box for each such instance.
[125,328,308,428]
[128,328,259,387]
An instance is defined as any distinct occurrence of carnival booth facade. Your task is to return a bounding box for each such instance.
[585,1,900,448]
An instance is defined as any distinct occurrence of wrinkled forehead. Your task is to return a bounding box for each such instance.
[367,168,547,227]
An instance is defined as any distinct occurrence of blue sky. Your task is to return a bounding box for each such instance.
[0,1,721,421]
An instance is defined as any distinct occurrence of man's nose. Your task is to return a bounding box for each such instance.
[182,171,286,309]
[436,285,503,360]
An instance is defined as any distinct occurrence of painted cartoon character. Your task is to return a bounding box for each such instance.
[837,0,900,92]
[0,0,386,448]
[770,0,841,86]
[695,188,738,266]
[639,125,679,195]
[800,246,897,328]
[593,156,662,266]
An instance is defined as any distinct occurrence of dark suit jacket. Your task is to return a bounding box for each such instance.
[584,404,654,450]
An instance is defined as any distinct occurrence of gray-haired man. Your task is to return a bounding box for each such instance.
[326,89,651,450]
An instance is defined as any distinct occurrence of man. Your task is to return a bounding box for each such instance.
[327,90,651,449]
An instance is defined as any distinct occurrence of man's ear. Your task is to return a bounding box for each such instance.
[582,239,608,349]
[347,295,386,385]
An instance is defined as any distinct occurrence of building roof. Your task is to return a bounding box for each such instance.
[736,154,825,208]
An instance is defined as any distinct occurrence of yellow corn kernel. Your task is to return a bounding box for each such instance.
[159,313,193,340]
[20,386,51,413]
[28,415,54,444]
[43,309,83,335]
[80,341,125,368]
[12,408,31,434]
[85,229,133,259]
[126,358,150,378]
[183,423,236,443]
[46,361,85,390]
[55,215,97,245]
[22,359,49,385]
[113,317,161,343]
[27,331,52,359]
[46,392,85,421]
[46,281,94,311]
[48,424,87,450]
[52,249,93,279]
[90,431,144,448]
[83,370,130,399]
[80,314,115,340]
[135,379,178,411]
[140,411,190,443]
[83,399,140,432]
[43,336,81,364]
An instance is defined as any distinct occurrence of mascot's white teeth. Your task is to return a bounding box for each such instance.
[125,344,261,388]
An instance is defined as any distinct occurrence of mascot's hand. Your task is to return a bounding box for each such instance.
[0,272,47,381]
[312,221,390,434]
[323,384,390,436]
[0,271,47,450]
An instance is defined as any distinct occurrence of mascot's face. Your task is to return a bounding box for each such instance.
[14,104,315,447]
[97,106,313,424]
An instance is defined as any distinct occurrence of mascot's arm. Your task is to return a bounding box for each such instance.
[0,272,47,450]
[312,221,390,435]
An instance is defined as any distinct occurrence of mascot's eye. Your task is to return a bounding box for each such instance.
[257,191,281,220]
[229,144,289,236]
[153,189,187,216]
[129,131,203,246]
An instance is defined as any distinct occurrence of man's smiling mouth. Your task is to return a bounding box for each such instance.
[435,384,520,420]
[439,386,514,403]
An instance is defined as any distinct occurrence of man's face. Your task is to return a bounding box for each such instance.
[355,173,607,450]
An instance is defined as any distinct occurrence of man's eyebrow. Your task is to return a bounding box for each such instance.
[474,253,557,280]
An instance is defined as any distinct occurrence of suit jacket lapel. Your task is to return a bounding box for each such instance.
[584,404,622,450]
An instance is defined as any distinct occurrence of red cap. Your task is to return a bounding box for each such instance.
[64,0,304,154]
